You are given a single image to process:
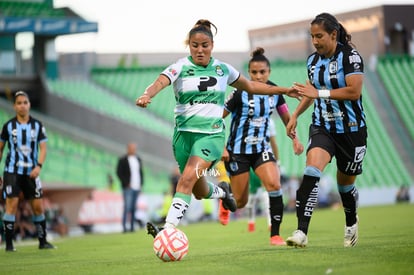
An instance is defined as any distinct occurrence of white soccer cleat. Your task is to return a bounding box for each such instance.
[286,230,308,248]
[344,217,359,247]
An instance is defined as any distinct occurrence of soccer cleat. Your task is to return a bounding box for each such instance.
[39,241,55,249]
[286,230,308,248]
[218,182,237,212]
[270,235,286,246]
[147,222,162,238]
[218,200,230,226]
[344,217,359,247]
[248,221,255,232]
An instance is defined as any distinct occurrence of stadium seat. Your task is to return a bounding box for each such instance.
[0,108,170,193]
[377,56,414,140]
[47,78,173,138]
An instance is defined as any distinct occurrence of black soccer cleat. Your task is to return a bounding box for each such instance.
[6,245,16,252]
[218,181,237,212]
[39,241,55,249]
[146,222,162,238]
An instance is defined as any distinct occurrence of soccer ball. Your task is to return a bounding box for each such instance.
[153,227,189,262]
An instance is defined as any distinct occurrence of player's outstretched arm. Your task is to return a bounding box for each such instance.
[136,74,170,108]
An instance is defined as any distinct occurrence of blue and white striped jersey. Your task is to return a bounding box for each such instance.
[0,116,47,175]
[225,81,286,154]
[307,43,366,133]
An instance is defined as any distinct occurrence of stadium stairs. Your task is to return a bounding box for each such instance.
[364,68,414,179]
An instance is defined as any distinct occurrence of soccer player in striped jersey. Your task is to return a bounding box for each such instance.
[286,13,367,248]
[245,118,298,233]
[220,47,303,246]
[0,91,54,251]
[136,20,299,238]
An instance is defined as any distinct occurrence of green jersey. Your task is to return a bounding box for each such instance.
[162,56,240,134]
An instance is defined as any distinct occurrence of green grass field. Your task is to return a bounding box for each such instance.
[2,203,413,275]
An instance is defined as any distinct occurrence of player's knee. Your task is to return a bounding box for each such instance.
[237,197,248,208]
[264,182,281,191]
[193,193,204,200]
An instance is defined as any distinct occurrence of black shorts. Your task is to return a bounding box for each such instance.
[3,172,43,199]
[225,151,276,176]
[307,125,368,175]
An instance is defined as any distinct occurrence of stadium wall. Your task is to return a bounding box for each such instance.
[248,5,414,61]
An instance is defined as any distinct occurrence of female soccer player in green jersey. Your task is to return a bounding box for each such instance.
[136,19,299,237]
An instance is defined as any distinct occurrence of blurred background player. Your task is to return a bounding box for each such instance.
[0,91,54,251]
[245,168,269,232]
[221,47,303,246]
[216,160,231,225]
[116,142,144,233]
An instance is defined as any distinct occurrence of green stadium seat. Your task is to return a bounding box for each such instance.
[47,79,173,138]
[91,68,176,123]
[377,56,414,140]
[0,1,66,18]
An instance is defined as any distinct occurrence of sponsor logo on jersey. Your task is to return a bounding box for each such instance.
[244,136,264,145]
[18,145,32,156]
[16,160,33,167]
[354,145,366,162]
[268,96,275,108]
[349,54,361,64]
[248,117,266,127]
[168,68,178,76]
[329,61,338,74]
[31,129,37,141]
[229,161,238,172]
[215,65,224,76]
[322,110,344,121]
[309,65,316,83]
[189,99,218,105]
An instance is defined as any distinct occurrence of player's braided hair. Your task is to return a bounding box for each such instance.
[312,13,355,48]
[185,19,217,46]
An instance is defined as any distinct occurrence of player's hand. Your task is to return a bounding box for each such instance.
[293,138,304,155]
[136,94,152,108]
[285,86,302,100]
[286,117,297,139]
[293,80,318,99]
[221,148,230,162]
[30,166,41,179]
